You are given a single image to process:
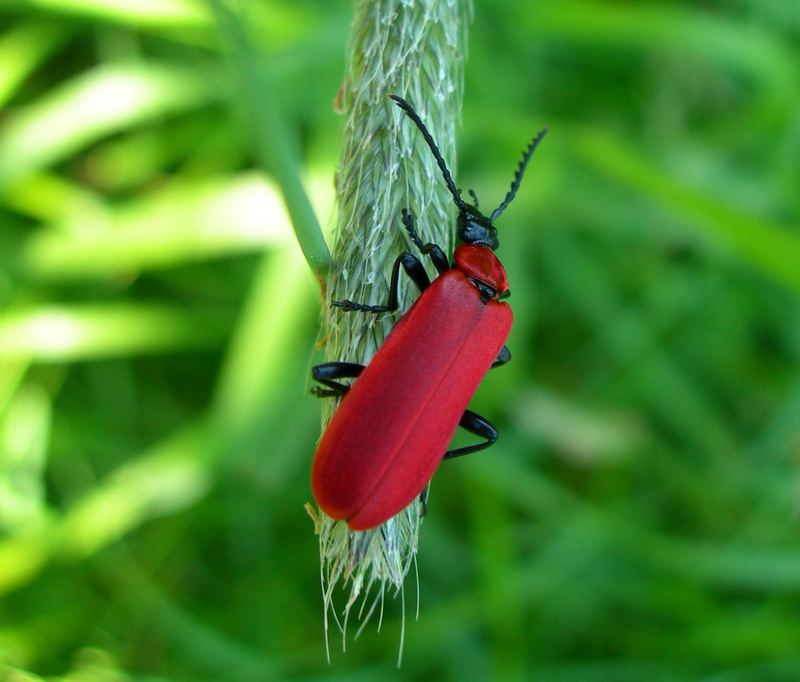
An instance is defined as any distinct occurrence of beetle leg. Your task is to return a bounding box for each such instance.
[401,208,450,275]
[332,252,430,313]
[443,409,498,460]
[491,345,511,369]
[311,361,365,397]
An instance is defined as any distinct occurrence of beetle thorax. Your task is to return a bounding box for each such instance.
[454,244,509,296]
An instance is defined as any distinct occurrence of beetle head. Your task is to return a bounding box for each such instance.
[390,94,546,253]
[458,205,499,250]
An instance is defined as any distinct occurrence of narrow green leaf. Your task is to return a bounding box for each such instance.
[0,61,218,192]
[211,243,316,429]
[0,304,227,361]
[573,126,800,296]
[0,21,70,107]
[19,173,298,279]
[211,0,330,276]
[0,384,51,532]
[528,2,798,115]
[0,0,209,31]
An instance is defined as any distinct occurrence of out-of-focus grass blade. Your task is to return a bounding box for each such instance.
[737,0,800,33]
[0,422,212,593]
[527,1,798,116]
[751,377,800,462]
[573,127,800,297]
[0,21,70,107]
[20,172,297,279]
[0,383,51,532]
[650,539,800,592]
[211,0,330,277]
[0,304,227,361]
[512,388,645,465]
[0,0,209,31]
[86,116,244,192]
[463,468,525,682]
[0,533,50,597]
[112,562,282,678]
[540,228,738,462]
[0,61,218,193]
[5,173,104,225]
[0,360,28,417]
[0,243,317,592]
[59,423,214,557]
[212,241,317,432]
[1,667,47,681]
[0,0,315,48]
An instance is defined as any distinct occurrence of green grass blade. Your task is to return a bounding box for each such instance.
[0,304,227,361]
[573,126,800,297]
[19,172,299,279]
[0,0,209,31]
[210,0,330,277]
[0,21,70,107]
[0,61,218,193]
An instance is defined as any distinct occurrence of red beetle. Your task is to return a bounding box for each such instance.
[311,95,546,530]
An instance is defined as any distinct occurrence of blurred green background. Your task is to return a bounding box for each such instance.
[2,0,800,679]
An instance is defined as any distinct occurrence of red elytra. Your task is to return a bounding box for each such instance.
[310,95,546,531]
[312,258,512,530]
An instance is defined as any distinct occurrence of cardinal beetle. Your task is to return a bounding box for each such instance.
[311,95,546,531]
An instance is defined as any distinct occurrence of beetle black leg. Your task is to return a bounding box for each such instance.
[443,409,498,460]
[332,252,430,313]
[311,361,365,397]
[491,345,511,369]
[468,189,479,209]
[401,209,450,275]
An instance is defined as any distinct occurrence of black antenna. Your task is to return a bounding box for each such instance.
[490,128,548,221]
[389,95,468,212]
